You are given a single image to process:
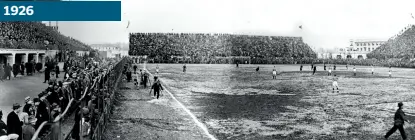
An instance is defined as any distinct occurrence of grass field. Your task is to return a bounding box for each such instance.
[144,63,415,140]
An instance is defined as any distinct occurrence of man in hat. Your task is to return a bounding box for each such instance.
[20,62,25,76]
[385,102,409,140]
[22,97,33,116]
[43,64,50,83]
[7,103,23,140]
[12,63,19,78]
[0,110,7,136]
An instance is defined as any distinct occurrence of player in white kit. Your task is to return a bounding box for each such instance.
[156,64,159,74]
[389,66,392,78]
[353,65,356,76]
[272,66,277,79]
[332,75,339,92]
[371,65,374,75]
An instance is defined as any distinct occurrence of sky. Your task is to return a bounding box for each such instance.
[56,0,415,49]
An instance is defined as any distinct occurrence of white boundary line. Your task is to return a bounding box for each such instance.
[143,64,217,140]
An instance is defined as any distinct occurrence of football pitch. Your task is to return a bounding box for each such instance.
[144,63,415,140]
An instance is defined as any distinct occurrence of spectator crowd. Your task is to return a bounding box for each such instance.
[128,33,317,64]
[0,22,91,51]
[0,51,120,140]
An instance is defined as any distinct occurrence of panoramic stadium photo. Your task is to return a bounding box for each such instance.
[1,0,415,140]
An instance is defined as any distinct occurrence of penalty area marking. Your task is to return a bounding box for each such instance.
[143,65,217,140]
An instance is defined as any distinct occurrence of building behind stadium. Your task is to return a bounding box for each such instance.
[318,39,386,59]
[90,43,129,58]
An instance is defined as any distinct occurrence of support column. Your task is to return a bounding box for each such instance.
[23,53,28,63]
[34,53,39,63]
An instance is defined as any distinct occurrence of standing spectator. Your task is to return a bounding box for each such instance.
[22,97,32,116]
[0,110,7,137]
[31,61,36,74]
[24,62,29,76]
[35,93,51,129]
[63,61,68,72]
[43,63,50,83]
[49,72,57,85]
[72,105,82,140]
[7,103,23,140]
[20,62,25,76]
[55,64,60,78]
[22,115,36,140]
[4,63,11,80]
[35,63,42,73]
[12,63,19,78]
[0,64,4,82]
[81,108,91,139]
[126,69,132,82]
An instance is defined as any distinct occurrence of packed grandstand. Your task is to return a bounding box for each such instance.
[0,22,91,51]
[128,33,317,64]
[368,25,415,60]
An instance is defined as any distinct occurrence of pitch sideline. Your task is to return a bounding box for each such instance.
[142,64,217,140]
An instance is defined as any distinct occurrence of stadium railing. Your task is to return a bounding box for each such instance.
[89,58,124,140]
[31,57,127,140]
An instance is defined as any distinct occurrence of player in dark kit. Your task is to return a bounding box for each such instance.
[236,62,239,67]
[183,64,186,73]
[324,63,326,71]
[313,66,317,75]
[333,64,336,70]
[300,64,303,71]
[150,76,164,99]
[385,102,409,140]
[311,64,313,70]
[256,66,259,72]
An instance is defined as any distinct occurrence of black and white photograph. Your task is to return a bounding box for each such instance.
[1,0,415,139]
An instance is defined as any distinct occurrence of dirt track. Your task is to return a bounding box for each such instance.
[103,80,210,140]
